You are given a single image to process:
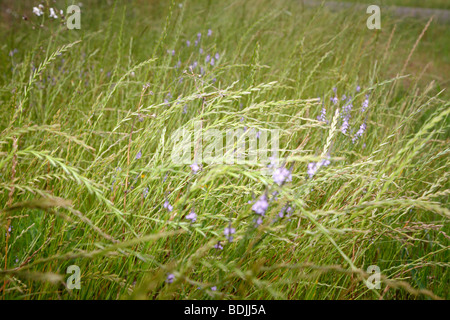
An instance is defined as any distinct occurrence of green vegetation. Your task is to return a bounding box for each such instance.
[332,0,450,10]
[0,0,448,299]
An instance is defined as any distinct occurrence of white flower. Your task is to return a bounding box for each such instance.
[49,8,58,19]
[33,7,43,16]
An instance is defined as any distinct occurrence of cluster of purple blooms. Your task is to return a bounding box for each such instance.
[272,166,292,186]
[307,157,331,179]
[224,225,236,242]
[164,199,173,212]
[186,210,197,223]
[190,162,201,174]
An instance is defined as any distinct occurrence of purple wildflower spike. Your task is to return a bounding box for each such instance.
[224,226,236,242]
[214,241,223,250]
[135,150,142,160]
[164,200,173,212]
[272,166,292,186]
[186,210,197,223]
[252,194,269,215]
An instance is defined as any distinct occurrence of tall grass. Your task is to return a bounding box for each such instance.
[0,0,448,299]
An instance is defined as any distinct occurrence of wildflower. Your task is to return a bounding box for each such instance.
[166,273,175,283]
[352,122,367,143]
[307,157,331,179]
[182,105,188,114]
[33,6,43,16]
[210,58,215,66]
[186,40,191,47]
[205,54,210,63]
[254,216,263,227]
[361,94,369,112]
[207,29,212,37]
[214,241,223,250]
[317,107,327,123]
[164,200,173,212]
[331,96,338,105]
[143,187,149,198]
[340,115,350,134]
[279,204,291,218]
[197,32,202,40]
[195,40,199,46]
[135,150,142,160]
[49,8,58,19]
[252,194,269,215]
[272,166,292,186]
[186,210,197,223]
[199,48,204,54]
[215,53,220,60]
[224,226,235,242]
[356,85,361,92]
[190,163,200,174]
[211,286,217,291]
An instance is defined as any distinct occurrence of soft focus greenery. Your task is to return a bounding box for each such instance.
[0,0,448,299]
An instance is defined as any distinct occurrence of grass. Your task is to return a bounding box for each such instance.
[331,0,450,10]
[0,0,449,300]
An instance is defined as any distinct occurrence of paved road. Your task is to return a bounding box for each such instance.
[301,0,450,22]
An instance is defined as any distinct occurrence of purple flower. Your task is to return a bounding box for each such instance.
[190,163,200,174]
[307,157,331,179]
[211,286,217,291]
[254,216,263,227]
[143,187,149,198]
[224,226,236,242]
[272,166,292,186]
[214,241,223,250]
[135,150,142,160]
[166,273,175,283]
[210,58,215,66]
[199,48,203,54]
[356,85,361,92]
[164,200,173,212]
[341,115,350,134]
[205,54,210,63]
[186,40,191,47]
[252,194,269,215]
[331,96,338,105]
[207,29,212,37]
[197,32,202,40]
[186,210,197,223]
[317,107,327,123]
[361,94,369,112]
[352,122,367,143]
[279,205,293,218]
[215,53,220,60]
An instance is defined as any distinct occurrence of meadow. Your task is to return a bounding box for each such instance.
[0,0,449,300]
